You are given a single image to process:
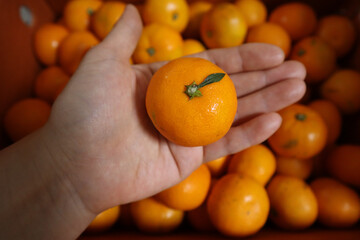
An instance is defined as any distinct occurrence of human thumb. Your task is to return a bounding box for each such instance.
[99,4,143,61]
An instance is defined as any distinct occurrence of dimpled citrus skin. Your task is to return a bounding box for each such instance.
[145,57,237,147]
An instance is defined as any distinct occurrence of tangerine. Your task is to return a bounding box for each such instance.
[145,57,237,147]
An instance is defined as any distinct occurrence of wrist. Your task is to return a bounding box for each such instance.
[0,125,95,239]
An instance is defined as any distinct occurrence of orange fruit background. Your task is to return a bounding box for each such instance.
[246,22,291,57]
[269,2,317,41]
[142,0,190,33]
[310,178,360,228]
[155,164,211,211]
[207,174,270,237]
[227,144,276,186]
[33,23,69,66]
[132,23,184,64]
[3,98,51,142]
[2,0,360,238]
[267,175,318,230]
[130,197,184,233]
[86,206,121,233]
[268,104,328,159]
[200,2,248,48]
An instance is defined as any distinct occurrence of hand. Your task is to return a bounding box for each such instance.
[45,5,305,217]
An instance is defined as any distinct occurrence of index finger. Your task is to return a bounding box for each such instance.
[147,43,285,74]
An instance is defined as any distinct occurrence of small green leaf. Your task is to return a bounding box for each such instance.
[184,73,225,100]
[206,30,213,38]
[146,47,156,56]
[198,73,225,88]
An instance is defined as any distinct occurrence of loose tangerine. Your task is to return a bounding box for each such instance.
[200,2,248,49]
[145,57,237,147]
[33,23,69,66]
[269,2,317,41]
[130,197,184,234]
[86,206,121,233]
[132,23,184,64]
[63,0,103,31]
[34,66,70,103]
[155,164,211,211]
[91,1,126,39]
[142,0,190,32]
[3,98,51,142]
[207,174,270,237]
[58,31,99,75]
[182,39,206,56]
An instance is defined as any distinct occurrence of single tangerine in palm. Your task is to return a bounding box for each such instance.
[145,57,237,147]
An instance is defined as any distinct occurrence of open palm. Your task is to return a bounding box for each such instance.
[46,5,305,215]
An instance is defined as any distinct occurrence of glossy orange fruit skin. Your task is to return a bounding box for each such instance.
[34,23,69,66]
[308,99,342,145]
[86,206,121,233]
[320,69,360,115]
[145,57,237,147]
[246,22,291,58]
[63,0,103,31]
[142,0,189,33]
[91,1,126,39]
[310,177,360,228]
[269,2,317,41]
[58,31,99,75]
[207,174,269,237]
[227,144,276,186]
[275,156,313,180]
[267,175,318,230]
[182,39,206,56]
[205,155,230,178]
[132,23,184,64]
[316,15,357,57]
[130,197,184,234]
[4,98,51,142]
[200,2,248,49]
[268,104,328,159]
[183,1,213,39]
[290,36,336,84]
[34,66,70,103]
[326,145,360,189]
[155,164,211,211]
[234,0,267,28]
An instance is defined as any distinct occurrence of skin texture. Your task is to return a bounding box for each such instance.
[0,5,306,240]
